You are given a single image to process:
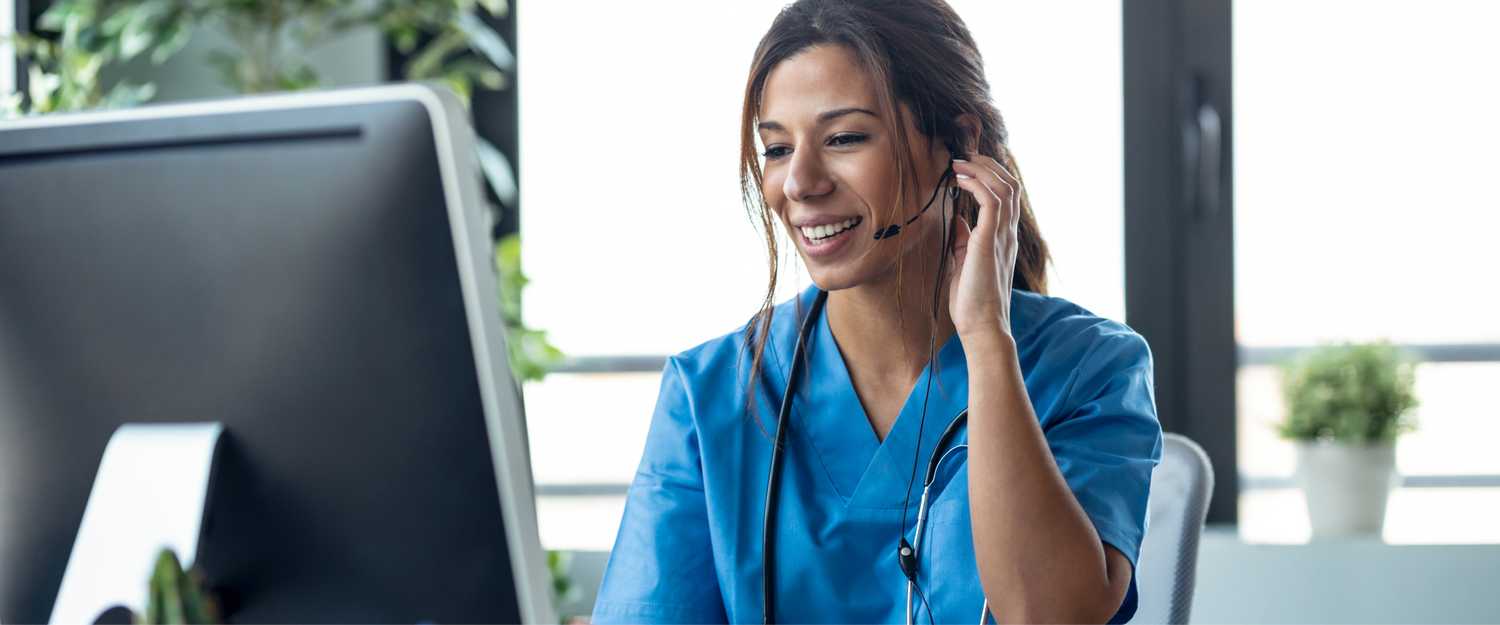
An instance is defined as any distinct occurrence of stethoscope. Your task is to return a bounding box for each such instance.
[760,288,991,625]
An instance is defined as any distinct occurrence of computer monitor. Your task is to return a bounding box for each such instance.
[0,84,553,624]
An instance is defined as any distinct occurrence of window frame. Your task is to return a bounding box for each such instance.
[1,0,23,98]
[1123,0,1238,524]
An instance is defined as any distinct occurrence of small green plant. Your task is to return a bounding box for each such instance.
[1277,341,1420,444]
[140,548,220,624]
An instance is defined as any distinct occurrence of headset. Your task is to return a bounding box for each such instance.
[872,139,972,240]
[762,138,992,625]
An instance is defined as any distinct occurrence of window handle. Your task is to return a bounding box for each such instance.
[1181,73,1223,221]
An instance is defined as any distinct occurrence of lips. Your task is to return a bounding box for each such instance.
[797,216,863,259]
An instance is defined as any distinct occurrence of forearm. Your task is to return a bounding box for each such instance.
[964,331,1112,624]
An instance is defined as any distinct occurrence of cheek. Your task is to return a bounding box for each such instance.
[761,172,788,213]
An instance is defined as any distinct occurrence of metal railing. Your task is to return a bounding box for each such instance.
[533,343,1500,497]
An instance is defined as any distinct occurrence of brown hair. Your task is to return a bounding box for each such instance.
[737,0,1051,418]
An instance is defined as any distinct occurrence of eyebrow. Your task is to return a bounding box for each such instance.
[758,107,879,133]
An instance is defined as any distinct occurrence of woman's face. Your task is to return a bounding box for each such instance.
[757,44,952,292]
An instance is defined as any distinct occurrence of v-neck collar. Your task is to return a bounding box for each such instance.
[789,289,970,510]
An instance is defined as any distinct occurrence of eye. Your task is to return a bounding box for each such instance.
[829,133,867,147]
[762,145,791,160]
[760,133,868,161]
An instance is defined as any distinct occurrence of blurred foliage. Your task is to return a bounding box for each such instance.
[546,549,579,621]
[0,5,160,116]
[140,548,220,624]
[4,0,512,99]
[497,234,566,382]
[1277,341,1420,444]
[2,0,561,384]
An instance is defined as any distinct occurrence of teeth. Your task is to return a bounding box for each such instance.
[800,217,860,241]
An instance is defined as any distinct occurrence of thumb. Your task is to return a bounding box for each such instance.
[948,212,971,266]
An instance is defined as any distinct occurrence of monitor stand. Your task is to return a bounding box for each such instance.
[49,423,225,625]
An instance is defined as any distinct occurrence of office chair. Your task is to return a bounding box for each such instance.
[1132,433,1214,624]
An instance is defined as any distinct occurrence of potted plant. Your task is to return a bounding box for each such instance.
[1277,341,1419,538]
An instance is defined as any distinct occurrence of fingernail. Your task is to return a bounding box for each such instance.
[952,158,967,163]
[956,173,973,179]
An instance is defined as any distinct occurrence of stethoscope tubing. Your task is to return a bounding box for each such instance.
[762,288,979,624]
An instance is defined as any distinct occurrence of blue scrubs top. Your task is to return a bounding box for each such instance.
[593,285,1163,624]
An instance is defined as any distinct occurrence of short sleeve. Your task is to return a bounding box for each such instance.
[1043,331,1164,624]
[592,358,728,624]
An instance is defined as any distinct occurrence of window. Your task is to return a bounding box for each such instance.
[518,0,1126,550]
[1,0,16,98]
[1233,0,1500,543]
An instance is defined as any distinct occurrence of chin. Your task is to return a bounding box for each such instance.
[804,264,866,293]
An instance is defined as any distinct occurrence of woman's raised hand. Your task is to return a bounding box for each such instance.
[946,150,1022,342]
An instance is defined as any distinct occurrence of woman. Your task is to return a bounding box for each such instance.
[593,1,1162,623]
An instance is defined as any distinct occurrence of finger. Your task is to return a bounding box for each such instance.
[948,209,970,270]
[952,159,1016,232]
[948,207,971,259]
[992,150,1025,232]
[956,152,1023,230]
[954,152,1018,192]
[951,171,1002,246]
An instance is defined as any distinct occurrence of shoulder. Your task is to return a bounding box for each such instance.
[1011,289,1152,373]
[663,286,818,402]
[1008,290,1155,425]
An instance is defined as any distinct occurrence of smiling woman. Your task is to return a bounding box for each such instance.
[590,1,1160,624]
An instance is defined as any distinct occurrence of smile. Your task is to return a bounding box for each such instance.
[799,216,862,241]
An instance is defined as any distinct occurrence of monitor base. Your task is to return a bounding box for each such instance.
[50,423,225,625]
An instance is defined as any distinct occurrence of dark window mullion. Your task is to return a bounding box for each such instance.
[1124,0,1238,525]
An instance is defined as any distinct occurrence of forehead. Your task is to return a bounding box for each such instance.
[759,44,880,125]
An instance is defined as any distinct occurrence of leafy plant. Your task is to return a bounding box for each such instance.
[0,3,163,117]
[496,233,565,381]
[3,0,560,382]
[1277,341,1420,444]
[6,0,512,97]
[140,548,220,624]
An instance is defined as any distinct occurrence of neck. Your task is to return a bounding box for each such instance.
[825,247,956,386]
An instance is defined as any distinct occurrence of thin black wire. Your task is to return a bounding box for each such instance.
[897,164,957,623]
[897,163,956,530]
[875,166,955,239]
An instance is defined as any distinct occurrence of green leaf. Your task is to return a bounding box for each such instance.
[475,137,517,207]
[1,92,24,119]
[393,26,419,54]
[457,11,513,71]
[406,28,467,80]
[100,81,157,109]
[151,21,194,64]
[27,66,61,111]
[478,0,509,18]
[37,3,70,32]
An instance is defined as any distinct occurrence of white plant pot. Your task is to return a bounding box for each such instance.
[1294,440,1399,538]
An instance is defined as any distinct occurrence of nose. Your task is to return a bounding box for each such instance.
[782,148,835,203]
